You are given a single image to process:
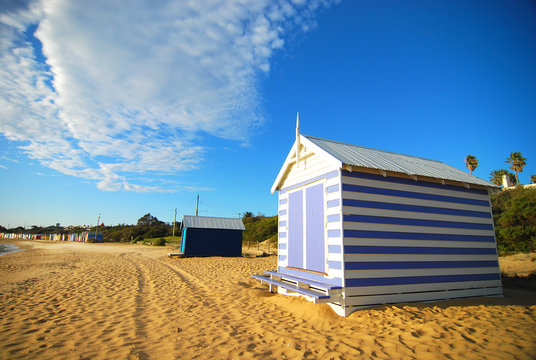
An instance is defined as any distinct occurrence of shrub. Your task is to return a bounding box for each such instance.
[152,238,166,246]
[492,187,536,255]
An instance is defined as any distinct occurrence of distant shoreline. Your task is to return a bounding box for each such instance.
[0,244,24,257]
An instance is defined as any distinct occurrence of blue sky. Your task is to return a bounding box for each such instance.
[1,0,535,228]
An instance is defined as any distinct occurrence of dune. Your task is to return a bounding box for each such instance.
[0,240,534,359]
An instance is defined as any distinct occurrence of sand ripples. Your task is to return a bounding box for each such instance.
[0,241,534,359]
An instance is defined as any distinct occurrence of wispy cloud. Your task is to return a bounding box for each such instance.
[0,0,336,192]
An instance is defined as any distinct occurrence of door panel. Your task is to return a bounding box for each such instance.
[305,183,325,272]
[288,190,303,268]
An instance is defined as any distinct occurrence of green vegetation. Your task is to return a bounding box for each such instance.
[505,152,527,186]
[464,154,478,175]
[491,187,536,255]
[489,169,516,186]
[242,212,278,245]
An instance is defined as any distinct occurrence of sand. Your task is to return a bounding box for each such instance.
[0,240,534,360]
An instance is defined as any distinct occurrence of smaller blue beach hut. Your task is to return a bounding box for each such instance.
[180,215,245,257]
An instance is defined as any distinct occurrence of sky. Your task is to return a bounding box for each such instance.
[0,0,535,228]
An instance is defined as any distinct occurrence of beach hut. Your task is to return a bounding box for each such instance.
[179,215,245,257]
[253,119,503,316]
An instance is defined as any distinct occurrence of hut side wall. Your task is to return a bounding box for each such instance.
[277,151,343,284]
[183,228,242,257]
[340,170,502,311]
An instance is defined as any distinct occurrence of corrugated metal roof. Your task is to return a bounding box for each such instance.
[304,135,498,188]
[182,215,245,231]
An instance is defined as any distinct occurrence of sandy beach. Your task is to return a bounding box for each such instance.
[0,240,534,359]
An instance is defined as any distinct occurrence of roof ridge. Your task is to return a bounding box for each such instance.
[303,134,443,164]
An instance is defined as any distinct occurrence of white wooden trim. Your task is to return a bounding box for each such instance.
[342,206,493,225]
[344,254,499,262]
[343,191,490,212]
[344,286,503,306]
[344,280,502,296]
[344,237,498,249]
[342,176,490,201]
[345,267,499,278]
[343,222,495,236]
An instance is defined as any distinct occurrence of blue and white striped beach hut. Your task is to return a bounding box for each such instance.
[254,120,502,316]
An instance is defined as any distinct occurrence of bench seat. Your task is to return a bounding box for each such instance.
[264,270,342,291]
[252,274,330,300]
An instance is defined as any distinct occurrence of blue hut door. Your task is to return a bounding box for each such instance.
[287,182,325,273]
[305,183,325,273]
[180,228,186,252]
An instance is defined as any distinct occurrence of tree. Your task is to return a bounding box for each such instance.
[490,169,516,187]
[505,152,527,185]
[137,213,160,227]
[531,175,536,184]
[464,155,478,175]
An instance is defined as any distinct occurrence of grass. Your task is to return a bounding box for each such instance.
[139,236,181,246]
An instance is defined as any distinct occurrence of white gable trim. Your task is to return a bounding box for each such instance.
[271,135,342,194]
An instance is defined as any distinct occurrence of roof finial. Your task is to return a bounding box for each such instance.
[296,112,300,168]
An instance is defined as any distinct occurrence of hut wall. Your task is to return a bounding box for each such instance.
[277,151,343,283]
[340,170,502,311]
[183,228,242,257]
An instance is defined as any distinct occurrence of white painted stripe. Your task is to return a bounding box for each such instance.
[344,237,498,248]
[344,267,499,278]
[342,176,490,201]
[344,286,503,305]
[344,254,499,262]
[343,191,490,213]
[326,207,340,216]
[327,222,341,231]
[344,222,494,236]
[344,280,502,296]
[343,206,493,225]
[328,269,343,279]
[328,253,344,262]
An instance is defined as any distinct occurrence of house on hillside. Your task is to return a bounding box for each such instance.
[179,215,245,257]
[253,118,502,317]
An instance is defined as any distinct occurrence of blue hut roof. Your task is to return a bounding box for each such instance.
[182,215,245,231]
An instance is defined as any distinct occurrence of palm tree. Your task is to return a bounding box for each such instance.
[531,175,536,184]
[489,169,516,187]
[505,152,527,185]
[465,155,478,175]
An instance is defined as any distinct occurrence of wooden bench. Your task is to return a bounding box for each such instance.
[251,274,331,300]
[263,270,342,291]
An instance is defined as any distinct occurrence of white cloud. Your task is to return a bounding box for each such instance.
[0,0,336,192]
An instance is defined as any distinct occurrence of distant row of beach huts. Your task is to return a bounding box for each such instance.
[0,232,103,242]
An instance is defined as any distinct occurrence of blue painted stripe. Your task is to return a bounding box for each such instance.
[279,255,287,261]
[327,199,340,208]
[279,232,287,238]
[345,260,499,270]
[280,170,339,194]
[279,198,287,205]
[342,170,489,195]
[329,261,342,270]
[279,243,287,250]
[326,184,339,193]
[342,184,489,206]
[279,220,287,226]
[343,214,493,230]
[328,229,341,238]
[279,209,287,216]
[343,199,491,218]
[327,214,340,222]
[344,245,497,255]
[328,245,341,253]
[346,273,500,287]
[344,229,495,242]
